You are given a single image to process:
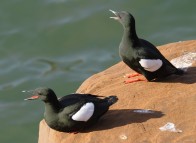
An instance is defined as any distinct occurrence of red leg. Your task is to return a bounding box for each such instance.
[124,77,147,84]
[125,73,142,78]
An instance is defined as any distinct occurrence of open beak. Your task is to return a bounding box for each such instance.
[24,95,39,101]
[109,9,120,20]
[23,90,39,100]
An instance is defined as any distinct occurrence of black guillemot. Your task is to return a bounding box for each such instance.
[110,10,183,83]
[25,87,118,132]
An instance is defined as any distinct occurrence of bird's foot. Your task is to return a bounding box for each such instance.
[124,73,142,78]
[124,77,146,84]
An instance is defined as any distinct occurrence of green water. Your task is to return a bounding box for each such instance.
[0,0,195,142]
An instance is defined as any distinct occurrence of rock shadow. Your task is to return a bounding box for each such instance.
[82,109,164,132]
[155,67,196,84]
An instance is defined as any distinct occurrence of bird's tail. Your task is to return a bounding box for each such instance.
[105,96,118,106]
[175,68,184,75]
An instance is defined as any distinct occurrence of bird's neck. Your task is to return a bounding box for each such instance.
[44,99,61,115]
[122,24,139,46]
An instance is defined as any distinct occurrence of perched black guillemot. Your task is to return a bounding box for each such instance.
[110,10,183,83]
[24,87,118,132]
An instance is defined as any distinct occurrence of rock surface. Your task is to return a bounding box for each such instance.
[38,40,196,143]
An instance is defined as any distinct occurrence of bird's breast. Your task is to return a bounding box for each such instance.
[119,44,133,60]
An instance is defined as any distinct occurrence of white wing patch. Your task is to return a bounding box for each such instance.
[72,102,94,122]
[139,59,163,72]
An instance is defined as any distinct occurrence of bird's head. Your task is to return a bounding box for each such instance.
[24,87,56,102]
[109,10,135,29]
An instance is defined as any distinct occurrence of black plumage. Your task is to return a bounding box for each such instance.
[110,10,183,82]
[25,87,118,132]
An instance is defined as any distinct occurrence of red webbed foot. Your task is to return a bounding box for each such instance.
[124,77,147,84]
[123,73,147,84]
[124,73,142,78]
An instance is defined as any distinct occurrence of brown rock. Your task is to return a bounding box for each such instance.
[38,40,196,143]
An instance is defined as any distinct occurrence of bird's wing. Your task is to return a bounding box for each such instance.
[58,94,109,122]
[137,39,177,72]
[139,59,163,72]
[58,93,106,108]
[139,39,167,60]
[71,102,95,122]
[58,94,84,107]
